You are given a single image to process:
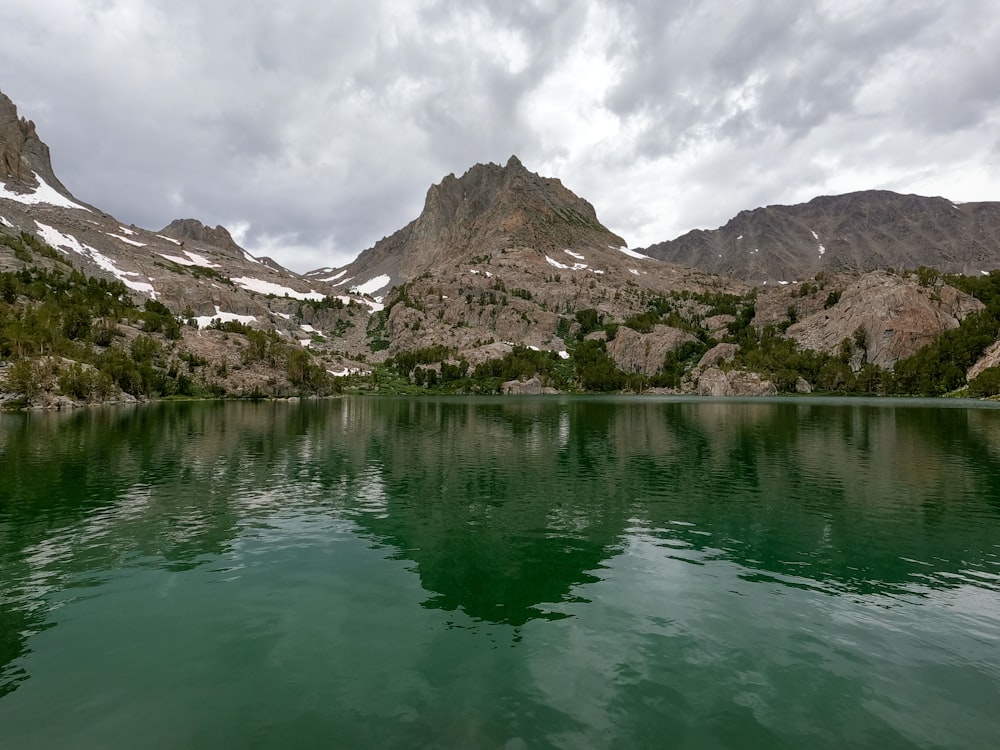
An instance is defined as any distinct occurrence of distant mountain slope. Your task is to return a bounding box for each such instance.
[641,191,1000,281]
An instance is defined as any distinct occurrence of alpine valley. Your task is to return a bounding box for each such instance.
[3,88,1000,407]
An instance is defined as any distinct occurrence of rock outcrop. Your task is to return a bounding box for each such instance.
[159,219,246,258]
[502,377,543,395]
[697,342,739,369]
[606,325,698,376]
[696,367,778,396]
[786,271,983,369]
[969,340,1000,381]
[0,90,76,199]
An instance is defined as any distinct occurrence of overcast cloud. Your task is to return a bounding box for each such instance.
[3,0,998,271]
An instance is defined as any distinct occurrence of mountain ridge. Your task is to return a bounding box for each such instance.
[641,190,1000,281]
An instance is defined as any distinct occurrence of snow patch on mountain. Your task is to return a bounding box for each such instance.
[328,364,369,377]
[108,233,146,247]
[193,306,257,329]
[158,250,220,268]
[1,172,91,212]
[34,221,156,297]
[230,276,325,301]
[315,269,347,282]
[619,247,652,260]
[350,275,391,296]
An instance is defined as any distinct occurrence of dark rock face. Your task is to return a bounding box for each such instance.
[0,89,76,198]
[642,191,1000,281]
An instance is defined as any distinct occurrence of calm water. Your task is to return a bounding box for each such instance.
[1,396,999,749]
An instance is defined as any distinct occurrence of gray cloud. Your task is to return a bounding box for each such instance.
[2,0,999,271]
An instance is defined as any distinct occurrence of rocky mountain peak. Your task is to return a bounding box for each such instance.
[0,88,75,199]
[330,156,627,295]
[425,154,622,247]
[159,218,244,256]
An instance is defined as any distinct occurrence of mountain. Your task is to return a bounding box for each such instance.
[308,155,741,363]
[0,88,381,403]
[0,90,364,325]
[642,191,1000,281]
[309,155,630,297]
[2,86,999,403]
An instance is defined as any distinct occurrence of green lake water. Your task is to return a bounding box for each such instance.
[1,396,999,749]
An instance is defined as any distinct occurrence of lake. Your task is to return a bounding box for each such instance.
[1,396,999,748]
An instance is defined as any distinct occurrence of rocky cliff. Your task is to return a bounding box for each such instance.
[0,91,77,199]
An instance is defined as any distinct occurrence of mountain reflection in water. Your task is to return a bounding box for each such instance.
[1,397,999,748]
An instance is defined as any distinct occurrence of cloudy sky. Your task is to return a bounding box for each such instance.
[3,1,998,272]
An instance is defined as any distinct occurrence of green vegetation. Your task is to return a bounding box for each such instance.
[1,258,338,408]
[2,230,71,265]
[733,325,861,392]
[659,340,710,389]
[968,367,1000,397]
[475,346,571,392]
[621,294,704,338]
[6,225,1000,401]
[572,339,625,391]
[0,266,135,362]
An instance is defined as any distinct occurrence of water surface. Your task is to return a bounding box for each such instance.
[1,397,999,748]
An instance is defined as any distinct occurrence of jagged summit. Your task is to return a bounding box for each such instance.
[419,154,623,255]
[642,190,1000,281]
[0,88,78,203]
[320,155,627,297]
[160,219,244,254]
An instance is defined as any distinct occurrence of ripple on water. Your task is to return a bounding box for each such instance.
[2,398,1000,747]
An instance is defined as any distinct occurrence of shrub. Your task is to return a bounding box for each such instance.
[968,367,1000,397]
